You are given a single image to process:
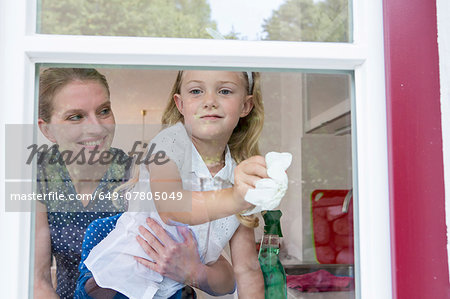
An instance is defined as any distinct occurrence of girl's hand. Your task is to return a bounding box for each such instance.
[135,217,202,285]
[233,155,268,210]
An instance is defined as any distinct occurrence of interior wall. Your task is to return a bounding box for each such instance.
[301,135,353,262]
[258,72,304,263]
[100,68,177,125]
[100,69,177,152]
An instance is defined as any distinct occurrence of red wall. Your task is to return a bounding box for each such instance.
[383,0,450,297]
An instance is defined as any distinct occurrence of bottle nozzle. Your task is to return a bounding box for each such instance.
[262,210,283,237]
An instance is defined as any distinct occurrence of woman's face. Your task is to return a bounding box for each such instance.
[39,80,115,157]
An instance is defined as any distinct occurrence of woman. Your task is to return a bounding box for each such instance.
[34,68,236,299]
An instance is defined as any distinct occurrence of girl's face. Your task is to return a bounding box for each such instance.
[38,80,115,157]
[174,71,253,143]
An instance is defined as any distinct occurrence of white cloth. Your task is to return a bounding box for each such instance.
[242,152,292,216]
[84,123,240,299]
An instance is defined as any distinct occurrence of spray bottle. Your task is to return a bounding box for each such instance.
[258,210,287,298]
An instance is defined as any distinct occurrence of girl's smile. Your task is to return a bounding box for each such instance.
[198,114,223,121]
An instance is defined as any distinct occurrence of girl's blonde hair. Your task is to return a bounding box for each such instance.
[161,71,264,228]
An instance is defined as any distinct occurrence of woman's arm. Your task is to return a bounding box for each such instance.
[229,224,264,299]
[34,204,59,299]
[149,155,267,226]
[135,217,236,295]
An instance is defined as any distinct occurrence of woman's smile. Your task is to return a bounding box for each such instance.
[77,135,108,150]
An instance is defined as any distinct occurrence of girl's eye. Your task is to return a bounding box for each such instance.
[67,114,82,121]
[219,89,232,95]
[189,89,202,95]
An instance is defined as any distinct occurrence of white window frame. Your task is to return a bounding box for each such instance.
[0,0,391,298]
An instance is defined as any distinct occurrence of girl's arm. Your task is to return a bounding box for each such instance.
[149,155,267,226]
[34,204,59,299]
[135,217,235,295]
[229,224,264,299]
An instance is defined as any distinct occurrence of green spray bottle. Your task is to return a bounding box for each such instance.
[258,210,287,299]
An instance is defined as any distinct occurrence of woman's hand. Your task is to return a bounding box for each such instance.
[135,217,201,284]
[135,217,236,295]
[233,155,268,210]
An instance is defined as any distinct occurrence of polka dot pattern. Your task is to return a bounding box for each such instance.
[37,148,129,299]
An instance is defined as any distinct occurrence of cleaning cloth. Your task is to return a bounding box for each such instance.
[287,270,354,292]
[242,152,292,216]
[84,211,183,299]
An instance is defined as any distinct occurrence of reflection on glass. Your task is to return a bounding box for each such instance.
[38,0,217,38]
[38,0,351,42]
[32,66,354,298]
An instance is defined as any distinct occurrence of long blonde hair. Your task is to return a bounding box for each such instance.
[161,71,264,227]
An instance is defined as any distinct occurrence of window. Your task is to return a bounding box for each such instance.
[38,0,352,42]
[0,0,391,298]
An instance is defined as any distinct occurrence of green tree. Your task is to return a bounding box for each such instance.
[262,0,349,42]
[39,0,217,38]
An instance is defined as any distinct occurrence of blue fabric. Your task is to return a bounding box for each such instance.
[75,214,182,299]
[37,147,130,298]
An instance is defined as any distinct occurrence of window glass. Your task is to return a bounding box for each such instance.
[259,72,354,298]
[26,65,354,298]
[37,0,352,42]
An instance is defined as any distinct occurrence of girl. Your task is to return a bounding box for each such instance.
[81,70,267,298]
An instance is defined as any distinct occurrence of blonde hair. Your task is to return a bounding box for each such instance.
[161,71,264,228]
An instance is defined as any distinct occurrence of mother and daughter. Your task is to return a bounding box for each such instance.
[35,67,288,298]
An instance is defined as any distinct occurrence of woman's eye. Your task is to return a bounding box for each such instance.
[189,89,202,95]
[99,108,111,116]
[219,89,232,95]
[67,114,82,121]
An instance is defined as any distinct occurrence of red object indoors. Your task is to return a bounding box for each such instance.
[311,190,354,265]
[383,0,449,297]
